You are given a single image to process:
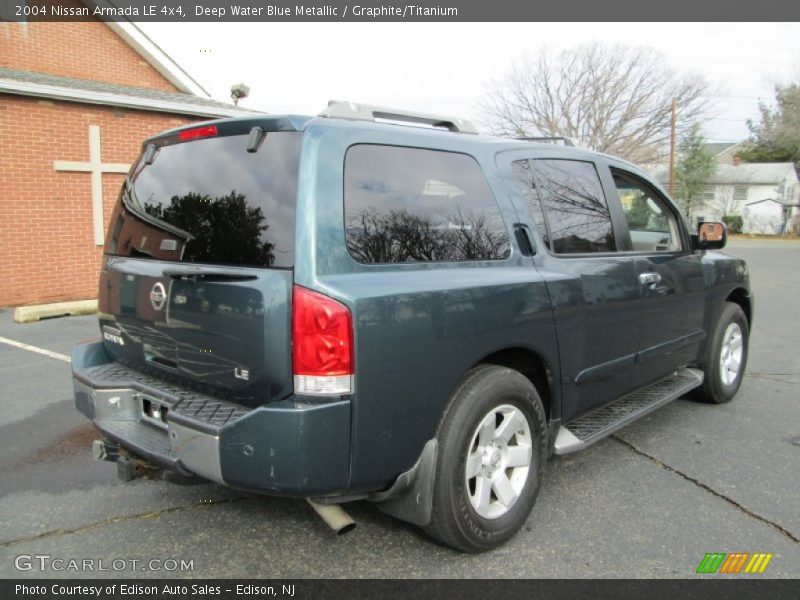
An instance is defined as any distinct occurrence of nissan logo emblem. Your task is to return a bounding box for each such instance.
[149,282,167,311]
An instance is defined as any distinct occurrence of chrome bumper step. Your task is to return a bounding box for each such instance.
[95,418,176,465]
[554,367,704,455]
[75,362,251,433]
[73,361,241,484]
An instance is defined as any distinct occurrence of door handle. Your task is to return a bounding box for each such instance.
[513,223,536,257]
[638,272,662,286]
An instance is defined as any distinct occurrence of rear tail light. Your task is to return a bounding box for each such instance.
[292,285,353,396]
[177,125,218,141]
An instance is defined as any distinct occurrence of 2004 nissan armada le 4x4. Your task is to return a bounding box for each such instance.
[73,102,752,552]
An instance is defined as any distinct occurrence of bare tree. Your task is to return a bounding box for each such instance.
[710,187,740,219]
[479,43,713,164]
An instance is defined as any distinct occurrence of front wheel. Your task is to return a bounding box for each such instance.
[692,302,749,404]
[424,365,548,552]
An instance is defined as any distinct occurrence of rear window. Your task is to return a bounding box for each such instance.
[107,131,302,268]
[344,144,510,263]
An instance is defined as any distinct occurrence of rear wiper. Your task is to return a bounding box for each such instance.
[162,266,258,282]
[130,246,154,258]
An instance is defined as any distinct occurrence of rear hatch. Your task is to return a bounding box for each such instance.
[98,120,303,407]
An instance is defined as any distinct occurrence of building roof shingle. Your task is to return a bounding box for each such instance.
[0,67,260,118]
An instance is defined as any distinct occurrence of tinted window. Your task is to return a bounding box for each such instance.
[344,145,510,263]
[511,160,550,248]
[531,159,616,254]
[107,132,302,268]
[614,173,682,252]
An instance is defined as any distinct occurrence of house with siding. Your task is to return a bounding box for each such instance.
[650,158,800,234]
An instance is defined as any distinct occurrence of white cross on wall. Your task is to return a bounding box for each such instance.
[54,125,131,245]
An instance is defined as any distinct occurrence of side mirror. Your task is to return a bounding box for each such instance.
[693,221,727,250]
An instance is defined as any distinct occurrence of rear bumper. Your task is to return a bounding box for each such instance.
[72,340,351,496]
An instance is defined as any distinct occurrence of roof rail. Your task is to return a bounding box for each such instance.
[319,100,479,134]
[516,136,575,147]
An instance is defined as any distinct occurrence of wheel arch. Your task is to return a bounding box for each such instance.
[474,346,557,422]
[726,287,752,327]
[373,346,557,529]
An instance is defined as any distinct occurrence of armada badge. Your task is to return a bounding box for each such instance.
[149,282,167,311]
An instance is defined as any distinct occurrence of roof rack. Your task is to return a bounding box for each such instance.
[516,136,575,147]
[319,100,479,134]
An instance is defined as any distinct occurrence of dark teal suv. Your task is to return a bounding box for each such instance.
[72,102,752,552]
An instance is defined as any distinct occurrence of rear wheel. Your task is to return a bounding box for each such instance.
[692,302,749,404]
[424,365,547,552]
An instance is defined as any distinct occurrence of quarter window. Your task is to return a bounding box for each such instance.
[344,145,510,263]
[530,159,616,254]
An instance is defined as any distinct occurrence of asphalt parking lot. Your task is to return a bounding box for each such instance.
[1,238,798,579]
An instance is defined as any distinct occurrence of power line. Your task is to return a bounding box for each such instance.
[700,94,771,101]
[706,117,756,122]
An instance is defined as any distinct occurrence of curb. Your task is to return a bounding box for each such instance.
[13,299,98,323]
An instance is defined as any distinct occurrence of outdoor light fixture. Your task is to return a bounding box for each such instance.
[230,83,250,105]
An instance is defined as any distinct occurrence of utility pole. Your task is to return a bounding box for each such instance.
[668,97,677,195]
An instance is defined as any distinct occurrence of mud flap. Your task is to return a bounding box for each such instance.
[371,439,438,527]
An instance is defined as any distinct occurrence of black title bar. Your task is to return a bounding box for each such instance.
[2,0,799,22]
[3,579,800,600]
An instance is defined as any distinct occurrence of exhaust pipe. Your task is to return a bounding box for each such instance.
[306,499,356,535]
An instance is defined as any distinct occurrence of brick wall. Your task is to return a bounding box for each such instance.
[0,95,203,306]
[0,15,179,92]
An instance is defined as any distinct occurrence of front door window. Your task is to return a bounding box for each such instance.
[614,174,682,252]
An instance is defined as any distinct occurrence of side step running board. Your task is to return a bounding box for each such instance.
[554,368,704,455]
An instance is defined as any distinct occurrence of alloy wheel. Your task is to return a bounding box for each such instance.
[464,404,532,520]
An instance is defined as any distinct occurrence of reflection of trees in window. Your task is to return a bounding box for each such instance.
[144,191,275,266]
[533,160,616,253]
[346,207,509,263]
[512,160,551,247]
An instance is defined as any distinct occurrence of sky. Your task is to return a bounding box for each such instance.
[138,22,799,143]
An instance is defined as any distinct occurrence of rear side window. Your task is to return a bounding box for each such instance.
[107,132,302,268]
[530,159,616,254]
[344,145,510,263]
[511,160,550,248]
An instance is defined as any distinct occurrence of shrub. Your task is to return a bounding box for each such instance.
[722,215,743,234]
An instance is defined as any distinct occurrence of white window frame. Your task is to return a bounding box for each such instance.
[700,185,716,201]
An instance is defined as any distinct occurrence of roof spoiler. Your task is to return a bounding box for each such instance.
[319,100,479,134]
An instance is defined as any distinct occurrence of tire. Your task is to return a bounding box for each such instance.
[691,302,749,404]
[424,365,548,553]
